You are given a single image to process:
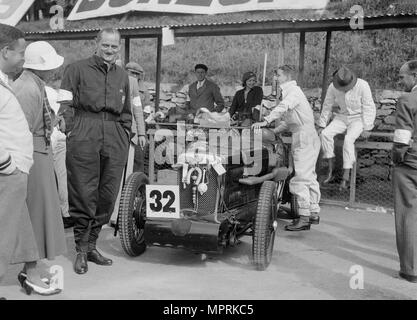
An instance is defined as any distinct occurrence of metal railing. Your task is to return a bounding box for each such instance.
[316,132,394,212]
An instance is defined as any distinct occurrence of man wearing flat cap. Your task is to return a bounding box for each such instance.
[184,64,225,114]
[126,61,150,173]
[318,66,376,190]
[126,62,151,109]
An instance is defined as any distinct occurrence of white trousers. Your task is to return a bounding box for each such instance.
[52,138,70,218]
[111,143,135,224]
[321,115,363,169]
[290,130,321,216]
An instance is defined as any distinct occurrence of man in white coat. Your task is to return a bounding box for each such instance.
[46,86,74,229]
[252,65,321,231]
[318,66,376,190]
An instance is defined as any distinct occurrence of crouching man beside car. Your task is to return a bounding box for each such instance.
[252,65,321,231]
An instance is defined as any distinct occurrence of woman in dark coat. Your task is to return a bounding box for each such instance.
[229,71,263,126]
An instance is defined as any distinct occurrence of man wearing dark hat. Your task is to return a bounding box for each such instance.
[318,66,376,190]
[392,60,417,283]
[185,64,224,114]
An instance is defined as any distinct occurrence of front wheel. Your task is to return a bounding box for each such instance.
[118,172,148,256]
[252,180,278,271]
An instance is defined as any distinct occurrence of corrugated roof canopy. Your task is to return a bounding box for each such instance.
[25,13,417,40]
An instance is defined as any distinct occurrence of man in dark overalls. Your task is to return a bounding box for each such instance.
[392,60,417,283]
[58,28,132,274]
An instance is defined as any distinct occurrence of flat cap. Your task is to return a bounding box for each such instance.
[126,62,144,74]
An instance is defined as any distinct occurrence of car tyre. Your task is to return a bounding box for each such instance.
[119,172,148,257]
[252,180,278,271]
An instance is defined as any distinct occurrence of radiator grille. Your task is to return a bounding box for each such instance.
[178,166,218,216]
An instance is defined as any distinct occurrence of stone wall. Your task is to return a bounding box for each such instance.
[150,86,403,134]
[149,86,401,142]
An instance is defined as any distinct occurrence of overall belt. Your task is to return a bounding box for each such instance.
[76,110,120,121]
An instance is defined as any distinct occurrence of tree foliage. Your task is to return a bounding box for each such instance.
[19,0,417,90]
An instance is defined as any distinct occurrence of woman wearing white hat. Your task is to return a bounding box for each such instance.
[12,41,65,296]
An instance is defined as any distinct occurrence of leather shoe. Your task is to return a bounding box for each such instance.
[74,252,88,274]
[285,216,311,231]
[22,279,61,296]
[87,249,113,266]
[322,158,335,185]
[309,213,320,225]
[399,271,417,283]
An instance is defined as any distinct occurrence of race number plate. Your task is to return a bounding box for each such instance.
[146,185,180,219]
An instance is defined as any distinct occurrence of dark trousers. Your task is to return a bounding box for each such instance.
[133,143,144,173]
[66,114,129,252]
[393,164,417,277]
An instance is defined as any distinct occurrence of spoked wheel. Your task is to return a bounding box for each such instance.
[252,180,278,271]
[118,172,148,256]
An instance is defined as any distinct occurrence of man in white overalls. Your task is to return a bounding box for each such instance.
[252,65,321,231]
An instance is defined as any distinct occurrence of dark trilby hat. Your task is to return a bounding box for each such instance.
[333,66,357,92]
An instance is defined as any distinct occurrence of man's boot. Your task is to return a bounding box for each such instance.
[309,212,320,225]
[87,249,113,266]
[74,252,88,274]
[322,158,335,184]
[339,169,350,191]
[285,215,311,231]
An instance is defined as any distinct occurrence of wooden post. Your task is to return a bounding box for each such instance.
[149,132,155,183]
[262,52,267,90]
[320,31,332,111]
[29,3,35,21]
[278,33,285,66]
[34,0,40,21]
[155,34,162,112]
[274,33,285,126]
[298,32,306,87]
[124,37,130,64]
[349,148,358,206]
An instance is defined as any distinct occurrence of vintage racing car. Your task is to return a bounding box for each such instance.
[116,121,297,270]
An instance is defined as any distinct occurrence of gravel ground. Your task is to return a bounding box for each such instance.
[1,205,416,300]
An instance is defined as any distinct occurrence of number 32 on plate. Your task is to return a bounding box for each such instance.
[146,185,180,219]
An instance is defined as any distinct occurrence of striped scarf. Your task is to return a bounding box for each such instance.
[43,88,55,146]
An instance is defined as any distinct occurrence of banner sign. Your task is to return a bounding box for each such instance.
[68,0,328,21]
[0,0,35,26]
